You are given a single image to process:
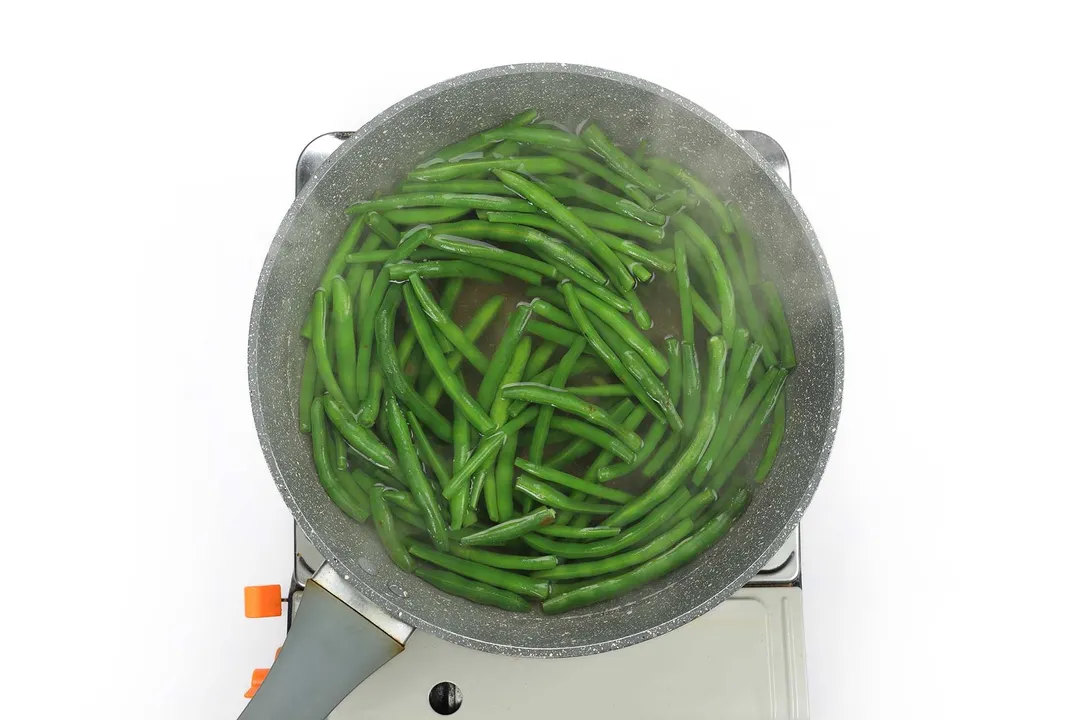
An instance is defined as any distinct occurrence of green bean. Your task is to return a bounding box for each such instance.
[567,283,667,377]
[535,525,621,540]
[579,123,663,196]
[370,485,415,572]
[692,343,763,486]
[382,207,472,225]
[450,407,470,530]
[606,336,728,527]
[727,202,760,283]
[753,391,786,484]
[525,355,604,385]
[544,150,653,207]
[528,337,586,465]
[541,509,735,614]
[299,345,317,432]
[493,169,634,293]
[427,109,537,162]
[422,294,506,406]
[664,488,717,532]
[707,371,788,492]
[546,399,633,469]
[523,488,690,559]
[716,366,784,461]
[414,567,529,612]
[652,189,698,215]
[375,286,452,441]
[515,475,620,515]
[332,427,348,470]
[481,126,586,152]
[311,289,351,411]
[399,179,515,196]
[551,262,633,313]
[524,341,558,380]
[441,407,540,500]
[447,545,558,571]
[585,314,668,425]
[384,393,450,551]
[487,139,521,158]
[625,289,652,331]
[426,234,557,279]
[664,338,682,400]
[538,174,666,225]
[722,330,751,409]
[391,506,427,532]
[597,416,668,483]
[534,519,693,582]
[469,257,546,285]
[642,433,679,478]
[620,342,682,432]
[357,362,383,427]
[328,277,359,407]
[322,394,401,476]
[381,486,422,515]
[643,156,734,233]
[431,220,606,284]
[559,283,653,416]
[515,459,634,503]
[347,192,536,216]
[566,384,631,398]
[316,214,368,299]
[365,210,401,244]
[402,285,494,435]
[547,417,635,463]
[409,156,571,182]
[489,339,532,522]
[485,211,671,272]
[691,287,722,334]
[310,399,371,524]
[761,281,797,369]
[502,383,642,450]
[346,249,394,264]
[674,231,695,346]
[407,276,490,374]
[477,303,534,411]
[569,207,665,244]
[673,216,735,349]
[459,507,557,546]
[388,260,504,283]
[406,410,451,497]
[408,543,550,600]
[680,340,702,435]
[355,226,431,400]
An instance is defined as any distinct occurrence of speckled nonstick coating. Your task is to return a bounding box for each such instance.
[248,64,843,657]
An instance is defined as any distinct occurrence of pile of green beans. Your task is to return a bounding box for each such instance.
[298,110,797,614]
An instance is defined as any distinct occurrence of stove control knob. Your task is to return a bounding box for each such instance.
[244,585,283,618]
[243,668,270,699]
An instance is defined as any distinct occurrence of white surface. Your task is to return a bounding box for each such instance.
[3,2,1079,719]
[332,589,807,720]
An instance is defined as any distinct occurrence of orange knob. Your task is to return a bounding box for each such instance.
[244,585,283,618]
[244,668,270,698]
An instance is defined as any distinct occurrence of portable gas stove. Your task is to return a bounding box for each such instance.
[244,128,809,719]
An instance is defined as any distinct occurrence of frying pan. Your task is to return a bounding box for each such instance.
[244,63,843,719]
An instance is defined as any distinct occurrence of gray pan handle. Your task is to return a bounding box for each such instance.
[238,563,414,720]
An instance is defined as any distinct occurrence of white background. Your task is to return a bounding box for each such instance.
[2,1,1079,718]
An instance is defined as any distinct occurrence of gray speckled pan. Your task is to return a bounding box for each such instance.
[248,64,843,658]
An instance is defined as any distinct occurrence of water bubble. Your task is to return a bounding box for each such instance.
[387,582,408,599]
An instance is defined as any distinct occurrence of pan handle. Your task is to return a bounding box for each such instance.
[238,563,414,720]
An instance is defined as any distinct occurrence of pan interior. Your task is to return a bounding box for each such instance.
[248,64,842,657]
